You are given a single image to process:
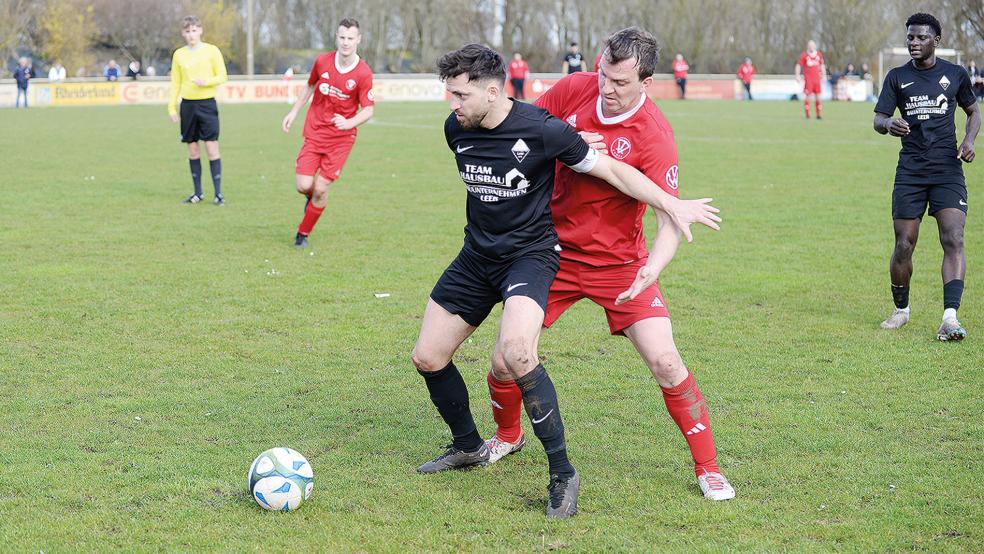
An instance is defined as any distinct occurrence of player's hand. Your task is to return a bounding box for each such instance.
[193,78,206,87]
[282,111,296,133]
[666,198,721,243]
[332,114,354,130]
[958,140,975,163]
[169,114,179,123]
[578,131,607,154]
[615,265,659,305]
[889,118,910,137]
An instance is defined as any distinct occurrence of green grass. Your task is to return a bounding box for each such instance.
[1,99,982,552]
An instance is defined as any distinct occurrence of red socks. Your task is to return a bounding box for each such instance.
[661,372,719,476]
[815,99,822,118]
[804,99,811,118]
[297,203,324,236]
[487,371,524,443]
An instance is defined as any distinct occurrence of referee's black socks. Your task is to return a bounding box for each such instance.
[418,361,484,452]
[209,158,222,197]
[516,364,575,478]
[189,158,202,197]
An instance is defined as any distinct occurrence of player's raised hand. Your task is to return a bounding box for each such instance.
[889,118,910,137]
[958,140,975,163]
[282,111,296,133]
[666,198,721,243]
[615,265,658,305]
[577,131,608,155]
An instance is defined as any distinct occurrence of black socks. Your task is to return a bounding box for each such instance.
[944,279,964,311]
[419,362,484,452]
[189,158,202,196]
[516,364,575,477]
[209,158,222,197]
[891,284,909,309]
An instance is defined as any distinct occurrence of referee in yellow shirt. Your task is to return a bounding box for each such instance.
[169,15,228,205]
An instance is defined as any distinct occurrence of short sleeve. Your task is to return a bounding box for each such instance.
[534,74,571,118]
[359,68,375,107]
[874,70,897,116]
[444,114,456,151]
[307,59,320,86]
[542,115,592,170]
[797,53,806,67]
[956,69,976,108]
[639,132,680,197]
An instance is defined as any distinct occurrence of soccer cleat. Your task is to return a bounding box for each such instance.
[937,319,967,342]
[182,194,204,204]
[293,233,309,249]
[213,194,225,206]
[485,433,526,464]
[880,308,910,330]
[416,443,489,474]
[697,471,736,501]
[546,471,580,518]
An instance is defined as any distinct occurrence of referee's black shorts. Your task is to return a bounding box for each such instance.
[179,98,220,143]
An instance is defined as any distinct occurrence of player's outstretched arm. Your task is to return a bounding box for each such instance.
[283,85,316,133]
[616,209,682,305]
[586,154,721,243]
[959,102,980,163]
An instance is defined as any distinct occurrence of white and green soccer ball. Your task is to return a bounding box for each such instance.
[248,447,314,512]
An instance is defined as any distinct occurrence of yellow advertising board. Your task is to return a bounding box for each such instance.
[34,83,120,106]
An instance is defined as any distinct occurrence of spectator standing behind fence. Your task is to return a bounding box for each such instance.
[48,61,66,83]
[13,57,31,108]
[508,52,529,100]
[672,53,689,99]
[127,60,141,80]
[968,61,984,102]
[104,60,120,81]
[737,57,755,100]
[562,42,583,74]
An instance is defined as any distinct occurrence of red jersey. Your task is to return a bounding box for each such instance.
[797,50,824,82]
[535,72,679,267]
[737,62,756,84]
[508,59,528,79]
[672,59,689,79]
[303,51,374,147]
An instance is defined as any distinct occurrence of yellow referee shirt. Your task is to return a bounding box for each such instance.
[168,42,228,116]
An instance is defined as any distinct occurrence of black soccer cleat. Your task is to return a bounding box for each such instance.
[416,443,489,473]
[293,233,310,249]
[182,194,204,204]
[213,194,225,206]
[546,471,580,518]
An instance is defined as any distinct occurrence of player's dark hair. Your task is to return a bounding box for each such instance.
[181,15,201,29]
[906,13,942,38]
[339,18,360,30]
[570,42,578,47]
[437,44,506,84]
[603,27,660,80]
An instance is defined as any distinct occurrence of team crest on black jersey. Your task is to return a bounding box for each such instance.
[511,139,530,163]
[939,75,950,90]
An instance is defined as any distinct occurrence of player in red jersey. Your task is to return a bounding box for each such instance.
[672,53,689,99]
[737,57,756,100]
[483,27,735,501]
[282,18,375,248]
[508,52,529,100]
[795,40,826,119]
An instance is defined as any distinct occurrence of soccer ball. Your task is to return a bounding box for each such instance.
[247,447,314,512]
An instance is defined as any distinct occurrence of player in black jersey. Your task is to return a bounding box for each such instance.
[874,13,980,341]
[410,44,721,518]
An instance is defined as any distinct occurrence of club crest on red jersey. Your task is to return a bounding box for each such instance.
[611,137,631,160]
[346,79,356,90]
[566,114,577,127]
[665,164,679,190]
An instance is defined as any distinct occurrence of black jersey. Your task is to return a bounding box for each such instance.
[875,58,976,185]
[564,52,584,73]
[444,100,595,261]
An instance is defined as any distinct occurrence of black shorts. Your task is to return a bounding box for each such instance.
[892,182,968,219]
[180,98,220,143]
[430,247,560,327]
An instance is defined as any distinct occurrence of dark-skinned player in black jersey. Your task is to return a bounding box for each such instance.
[410,44,721,518]
[874,12,980,341]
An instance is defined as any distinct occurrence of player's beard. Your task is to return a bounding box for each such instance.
[457,106,490,130]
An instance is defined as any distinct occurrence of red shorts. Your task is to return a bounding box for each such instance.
[544,258,669,335]
[803,79,821,95]
[295,138,356,179]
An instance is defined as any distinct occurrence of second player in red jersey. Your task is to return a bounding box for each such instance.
[483,27,734,501]
[282,18,375,248]
[795,40,826,119]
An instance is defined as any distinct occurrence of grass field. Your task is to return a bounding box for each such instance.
[1,98,982,552]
